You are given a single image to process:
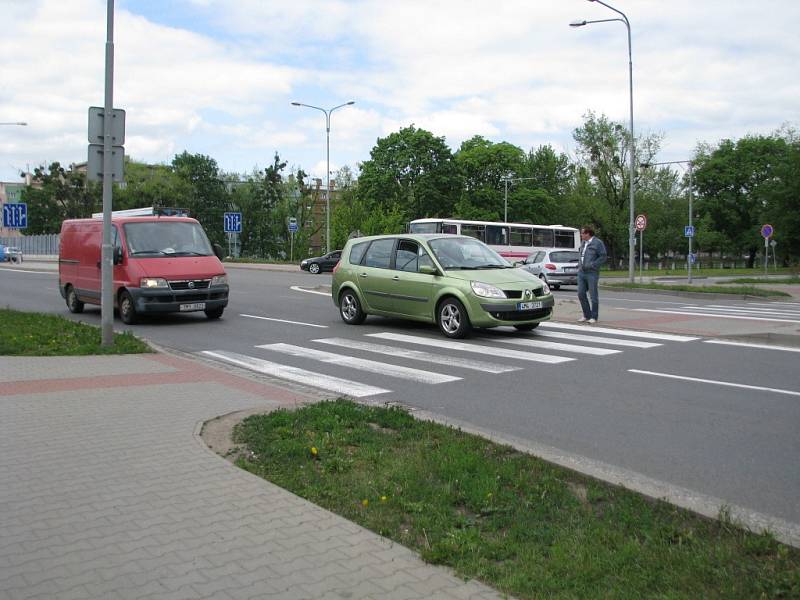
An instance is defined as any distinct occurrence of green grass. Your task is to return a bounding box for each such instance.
[233,400,800,600]
[728,277,800,285]
[604,267,797,278]
[0,308,151,355]
[601,282,791,297]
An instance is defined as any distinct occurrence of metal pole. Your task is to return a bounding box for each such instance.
[290,231,294,263]
[764,238,768,276]
[688,162,693,284]
[639,229,643,282]
[325,111,330,255]
[625,19,635,283]
[504,178,508,223]
[100,0,114,346]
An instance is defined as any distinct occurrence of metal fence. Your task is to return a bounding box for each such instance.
[0,234,60,256]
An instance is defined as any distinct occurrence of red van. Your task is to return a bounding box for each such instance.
[59,211,229,324]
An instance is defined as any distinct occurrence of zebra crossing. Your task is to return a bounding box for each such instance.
[200,323,699,398]
[632,301,800,324]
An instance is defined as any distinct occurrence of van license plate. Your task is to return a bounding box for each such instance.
[179,302,206,311]
[518,301,543,311]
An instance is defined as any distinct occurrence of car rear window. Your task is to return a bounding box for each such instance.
[349,241,369,265]
[550,251,580,263]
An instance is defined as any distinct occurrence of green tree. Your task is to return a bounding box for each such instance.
[21,162,100,233]
[171,152,230,247]
[573,111,661,266]
[358,125,461,219]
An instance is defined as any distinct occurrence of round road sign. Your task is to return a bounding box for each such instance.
[635,214,647,231]
[760,224,774,239]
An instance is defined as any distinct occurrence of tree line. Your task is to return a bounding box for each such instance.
[20,113,799,266]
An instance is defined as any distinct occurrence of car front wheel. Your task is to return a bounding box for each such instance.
[309,263,321,274]
[205,306,224,319]
[339,289,366,325]
[66,286,84,313]
[437,297,472,339]
[119,290,137,325]
[514,323,539,331]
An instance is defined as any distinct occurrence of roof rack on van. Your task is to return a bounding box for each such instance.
[91,207,190,219]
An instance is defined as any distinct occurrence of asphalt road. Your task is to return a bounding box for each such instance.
[2,265,799,528]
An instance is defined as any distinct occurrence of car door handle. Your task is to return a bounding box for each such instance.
[392,275,400,281]
[359,272,368,278]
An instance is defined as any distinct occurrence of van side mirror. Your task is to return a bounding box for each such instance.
[419,264,438,276]
[113,247,123,265]
[213,243,224,260]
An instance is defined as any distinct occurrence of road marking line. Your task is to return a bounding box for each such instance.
[632,308,800,324]
[290,285,331,297]
[531,330,660,348]
[628,369,800,397]
[704,340,800,353]
[366,332,574,364]
[683,305,800,316]
[201,350,389,397]
[748,301,800,307]
[240,313,329,328]
[314,337,520,373]
[0,267,54,274]
[485,336,621,355]
[541,321,698,342]
[257,343,461,384]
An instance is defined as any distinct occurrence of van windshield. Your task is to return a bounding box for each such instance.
[124,221,213,257]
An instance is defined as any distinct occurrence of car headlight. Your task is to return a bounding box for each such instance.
[471,281,507,299]
[140,277,168,289]
[540,281,550,295]
[211,275,228,286]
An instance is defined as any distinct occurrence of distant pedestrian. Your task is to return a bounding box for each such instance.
[577,226,607,324]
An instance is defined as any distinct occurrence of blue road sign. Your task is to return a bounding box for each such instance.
[2,202,27,229]
[288,222,298,233]
[224,212,242,233]
[684,225,695,238]
[688,253,697,264]
[760,224,774,239]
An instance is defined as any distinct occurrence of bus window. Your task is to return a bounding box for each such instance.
[409,221,441,234]
[461,224,485,242]
[554,229,577,248]
[509,227,532,247]
[532,228,554,247]
[485,225,508,246]
[442,223,458,234]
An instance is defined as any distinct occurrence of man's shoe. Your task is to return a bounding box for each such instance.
[578,316,588,322]
[588,318,597,324]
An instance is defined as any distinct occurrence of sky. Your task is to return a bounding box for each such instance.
[1,0,798,184]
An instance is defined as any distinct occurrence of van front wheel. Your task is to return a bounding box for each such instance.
[119,291,137,325]
[65,286,84,314]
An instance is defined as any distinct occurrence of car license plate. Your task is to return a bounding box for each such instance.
[564,267,577,273]
[179,302,206,311]
[518,301,543,311]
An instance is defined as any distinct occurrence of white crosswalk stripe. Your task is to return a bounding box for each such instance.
[200,350,391,397]
[704,340,800,353]
[365,332,575,363]
[484,335,622,355]
[687,305,800,316]
[256,343,462,384]
[538,321,698,342]
[633,308,800,324]
[313,337,521,373]
[526,329,660,349]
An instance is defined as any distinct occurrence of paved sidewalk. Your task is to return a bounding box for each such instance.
[0,353,503,600]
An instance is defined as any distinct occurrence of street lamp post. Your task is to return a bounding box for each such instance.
[0,122,27,126]
[501,176,537,223]
[641,159,695,283]
[291,101,355,254]
[571,0,636,282]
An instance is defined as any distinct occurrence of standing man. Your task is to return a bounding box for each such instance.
[577,226,607,324]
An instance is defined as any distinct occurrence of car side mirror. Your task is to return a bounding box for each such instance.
[213,243,224,260]
[419,265,438,276]
[113,247,123,265]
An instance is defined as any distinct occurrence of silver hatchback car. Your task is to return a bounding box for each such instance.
[519,249,580,289]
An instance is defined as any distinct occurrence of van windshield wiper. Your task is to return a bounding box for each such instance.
[129,250,167,256]
[171,251,209,256]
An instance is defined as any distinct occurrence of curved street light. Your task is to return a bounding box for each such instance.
[291,101,355,254]
[571,0,636,282]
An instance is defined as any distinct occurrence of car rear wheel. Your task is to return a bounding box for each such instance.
[205,306,224,319]
[340,289,366,325]
[309,263,321,274]
[437,297,471,339]
[551,284,561,290]
[514,323,539,331]
[65,286,84,314]
[119,290,137,325]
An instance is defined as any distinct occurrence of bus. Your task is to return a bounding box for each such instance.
[408,218,580,261]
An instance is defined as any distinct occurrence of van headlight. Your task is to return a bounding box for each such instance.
[471,281,506,299]
[211,275,228,286]
[140,277,168,289]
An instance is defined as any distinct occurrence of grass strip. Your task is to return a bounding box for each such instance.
[601,282,791,297]
[234,400,800,599]
[728,277,800,285]
[0,308,151,355]
[604,268,797,278]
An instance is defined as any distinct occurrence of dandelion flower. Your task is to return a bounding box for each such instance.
[380,496,388,502]
[362,499,369,507]
[310,447,318,456]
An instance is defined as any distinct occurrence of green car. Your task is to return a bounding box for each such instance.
[331,234,554,338]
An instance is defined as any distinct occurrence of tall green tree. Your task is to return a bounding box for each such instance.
[358,125,461,220]
[21,162,100,233]
[171,152,230,247]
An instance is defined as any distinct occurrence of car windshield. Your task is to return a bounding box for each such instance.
[123,221,213,256]
[550,251,580,263]
[428,237,512,270]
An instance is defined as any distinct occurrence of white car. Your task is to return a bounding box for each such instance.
[519,250,580,290]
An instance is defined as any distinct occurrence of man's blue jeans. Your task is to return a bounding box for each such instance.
[577,270,600,320]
